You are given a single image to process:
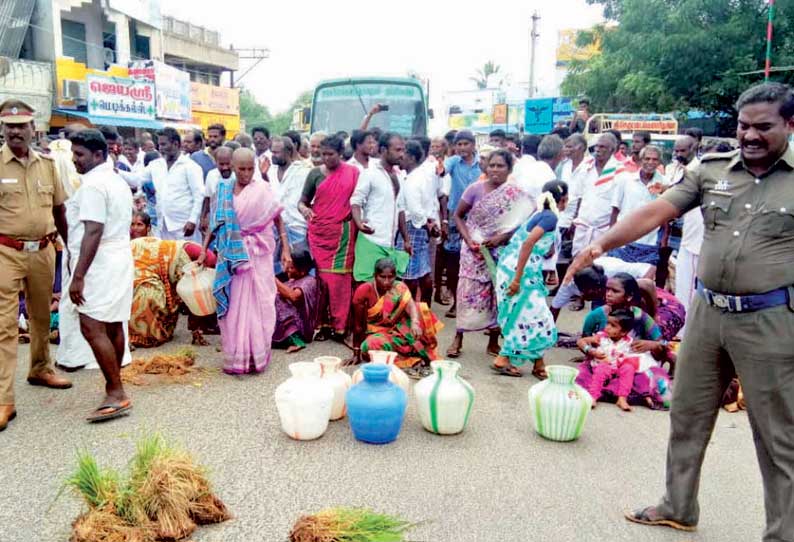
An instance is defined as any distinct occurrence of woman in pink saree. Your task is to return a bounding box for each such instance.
[200,148,290,374]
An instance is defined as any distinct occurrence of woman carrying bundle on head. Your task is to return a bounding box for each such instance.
[492,181,569,379]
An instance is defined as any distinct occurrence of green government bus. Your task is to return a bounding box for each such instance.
[309,77,429,137]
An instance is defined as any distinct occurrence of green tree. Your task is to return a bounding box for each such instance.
[470,61,502,89]
[239,88,313,135]
[562,0,794,115]
[239,88,275,131]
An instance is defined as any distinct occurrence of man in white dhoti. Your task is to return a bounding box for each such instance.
[66,129,134,422]
[667,135,701,337]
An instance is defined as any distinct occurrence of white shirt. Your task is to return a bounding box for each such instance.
[551,255,651,310]
[271,161,310,235]
[348,155,369,172]
[205,168,234,221]
[159,154,205,232]
[425,156,449,223]
[120,157,168,220]
[595,255,652,280]
[510,158,557,200]
[558,156,592,229]
[118,154,143,174]
[667,158,704,254]
[66,161,134,321]
[254,151,268,182]
[576,156,623,228]
[403,160,440,228]
[67,162,132,254]
[350,160,401,247]
[512,154,536,179]
[611,170,666,246]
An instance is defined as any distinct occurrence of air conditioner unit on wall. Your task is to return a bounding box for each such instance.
[62,79,87,101]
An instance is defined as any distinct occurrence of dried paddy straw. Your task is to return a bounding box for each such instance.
[64,434,230,542]
[122,348,203,386]
[70,508,155,542]
[289,507,415,542]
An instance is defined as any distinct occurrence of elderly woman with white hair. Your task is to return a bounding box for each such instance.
[199,148,291,375]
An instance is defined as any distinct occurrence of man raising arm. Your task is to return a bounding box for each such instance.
[565,198,678,281]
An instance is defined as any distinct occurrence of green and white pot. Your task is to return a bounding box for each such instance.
[414,360,475,435]
[528,365,591,442]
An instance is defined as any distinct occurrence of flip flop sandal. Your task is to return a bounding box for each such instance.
[493,365,522,377]
[532,368,548,380]
[624,507,696,532]
[405,367,428,380]
[87,400,132,423]
[446,346,462,358]
[444,309,456,318]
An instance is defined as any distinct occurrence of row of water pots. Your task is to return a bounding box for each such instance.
[274,350,592,444]
[274,350,475,444]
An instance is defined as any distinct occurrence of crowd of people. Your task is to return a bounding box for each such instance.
[1,79,794,539]
[0,97,734,425]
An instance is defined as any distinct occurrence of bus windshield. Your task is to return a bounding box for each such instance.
[311,81,427,137]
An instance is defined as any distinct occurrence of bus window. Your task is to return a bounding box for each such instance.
[311,81,427,137]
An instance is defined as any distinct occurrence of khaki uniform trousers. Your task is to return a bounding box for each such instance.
[657,294,794,541]
[0,243,55,405]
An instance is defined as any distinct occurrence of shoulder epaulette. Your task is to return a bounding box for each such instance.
[699,149,740,162]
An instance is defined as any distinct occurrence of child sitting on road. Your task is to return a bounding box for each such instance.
[576,309,654,412]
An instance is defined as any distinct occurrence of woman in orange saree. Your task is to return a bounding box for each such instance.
[349,258,442,377]
[128,212,216,347]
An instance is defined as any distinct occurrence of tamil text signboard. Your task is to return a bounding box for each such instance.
[87,74,155,120]
[611,119,677,133]
[190,82,239,115]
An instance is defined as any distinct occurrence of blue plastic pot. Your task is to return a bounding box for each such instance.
[346,363,407,444]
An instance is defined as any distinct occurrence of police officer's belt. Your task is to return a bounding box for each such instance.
[0,233,56,252]
[697,279,794,313]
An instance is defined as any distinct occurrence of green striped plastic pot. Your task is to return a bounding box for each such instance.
[528,365,591,442]
[414,360,475,435]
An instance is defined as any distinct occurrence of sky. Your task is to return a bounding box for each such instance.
[161,0,603,125]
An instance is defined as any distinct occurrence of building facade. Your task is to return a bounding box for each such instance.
[0,0,239,135]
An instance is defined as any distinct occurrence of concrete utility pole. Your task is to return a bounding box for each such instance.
[529,11,540,98]
[230,47,270,87]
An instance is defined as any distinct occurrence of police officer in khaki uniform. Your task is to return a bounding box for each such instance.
[566,82,794,540]
[0,100,72,432]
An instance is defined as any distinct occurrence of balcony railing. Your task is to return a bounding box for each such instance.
[162,16,220,47]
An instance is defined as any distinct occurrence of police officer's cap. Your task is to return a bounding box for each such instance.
[0,99,35,124]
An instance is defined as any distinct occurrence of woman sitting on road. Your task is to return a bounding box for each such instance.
[272,249,324,353]
[576,267,686,342]
[348,258,443,378]
[575,272,673,409]
[128,212,217,347]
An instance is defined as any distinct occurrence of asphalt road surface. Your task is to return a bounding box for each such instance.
[1,309,765,542]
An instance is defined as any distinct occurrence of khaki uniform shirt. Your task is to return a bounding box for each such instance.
[0,143,66,240]
[662,146,794,294]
